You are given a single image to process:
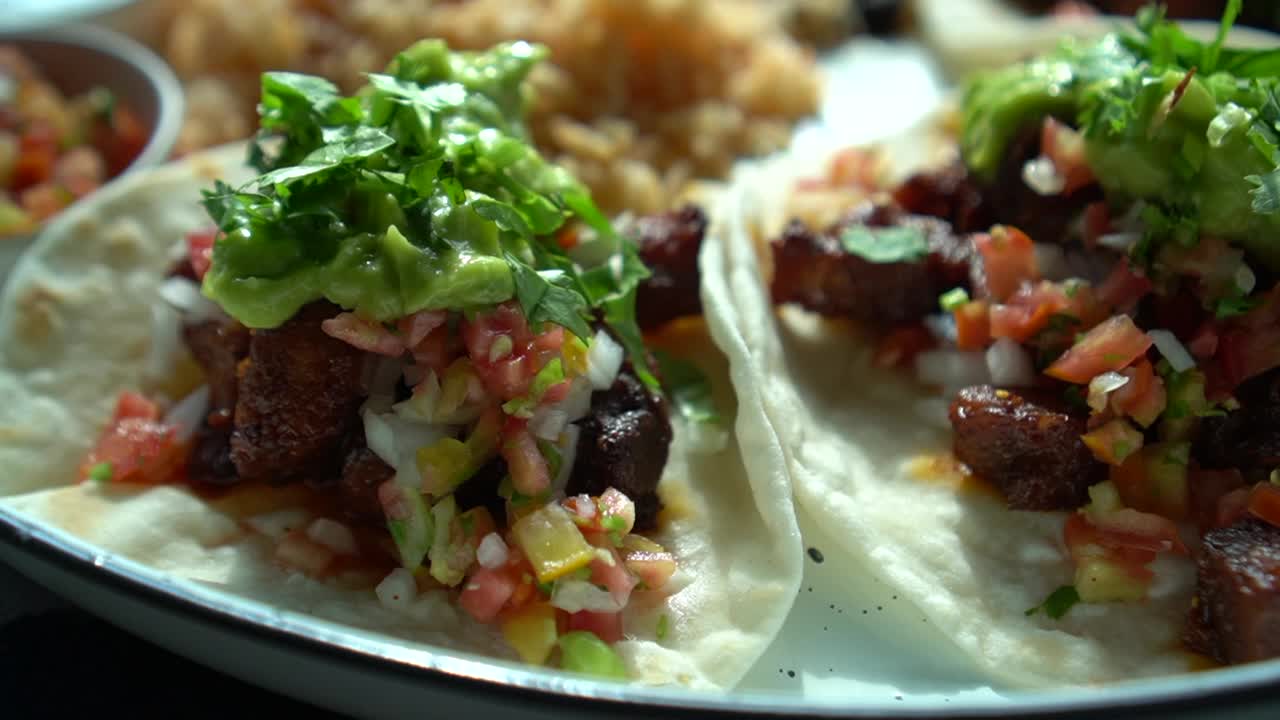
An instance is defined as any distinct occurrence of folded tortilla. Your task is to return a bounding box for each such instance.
[701,119,1200,687]
[0,143,804,689]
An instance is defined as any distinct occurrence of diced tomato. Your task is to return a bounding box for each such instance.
[1046,315,1153,384]
[1095,261,1153,314]
[873,324,936,368]
[1081,418,1143,466]
[459,566,519,623]
[1063,512,1156,568]
[953,300,991,351]
[590,547,639,606]
[1187,468,1245,532]
[19,183,69,221]
[11,123,58,191]
[566,611,623,644]
[1247,483,1280,529]
[1088,508,1186,554]
[597,488,636,536]
[1187,322,1219,359]
[974,226,1038,301]
[410,324,452,375]
[622,542,677,590]
[114,390,161,422]
[1110,445,1188,521]
[186,229,217,281]
[540,380,571,405]
[321,312,406,356]
[556,225,580,251]
[93,106,148,177]
[1082,202,1112,250]
[1216,487,1253,529]
[827,147,881,188]
[1213,288,1280,390]
[80,417,184,485]
[463,302,533,362]
[501,422,550,496]
[397,310,447,348]
[1110,360,1166,428]
[1040,117,1095,196]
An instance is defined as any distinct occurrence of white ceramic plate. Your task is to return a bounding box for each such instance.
[2,32,1280,720]
[0,0,136,33]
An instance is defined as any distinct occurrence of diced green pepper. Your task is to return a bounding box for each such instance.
[558,631,628,679]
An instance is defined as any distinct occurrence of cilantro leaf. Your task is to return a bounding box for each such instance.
[1025,585,1081,620]
[602,287,658,390]
[1247,169,1280,214]
[506,253,593,340]
[654,350,721,427]
[839,224,928,264]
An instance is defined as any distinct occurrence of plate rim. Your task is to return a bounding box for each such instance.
[3,502,1280,718]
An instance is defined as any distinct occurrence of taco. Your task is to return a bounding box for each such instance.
[704,5,1280,685]
[0,39,802,687]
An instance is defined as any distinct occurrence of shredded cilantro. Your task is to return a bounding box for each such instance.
[839,224,928,264]
[1025,585,1081,620]
[656,613,670,640]
[198,39,654,384]
[87,461,113,484]
[601,515,626,533]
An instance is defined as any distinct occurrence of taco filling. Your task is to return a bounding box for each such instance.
[769,4,1280,666]
[73,40,711,675]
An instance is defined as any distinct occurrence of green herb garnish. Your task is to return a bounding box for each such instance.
[656,613,670,640]
[653,351,721,428]
[87,461,113,484]
[200,40,655,386]
[939,287,970,312]
[839,224,928,264]
[1025,585,1081,620]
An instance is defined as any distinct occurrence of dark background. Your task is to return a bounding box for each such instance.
[0,560,343,718]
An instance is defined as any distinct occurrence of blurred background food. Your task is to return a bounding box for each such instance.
[101,0,863,215]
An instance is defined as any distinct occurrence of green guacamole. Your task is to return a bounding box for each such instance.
[960,6,1280,269]
[200,40,622,332]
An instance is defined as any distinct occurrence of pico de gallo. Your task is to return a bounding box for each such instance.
[0,47,148,235]
[771,2,1280,665]
[76,40,716,676]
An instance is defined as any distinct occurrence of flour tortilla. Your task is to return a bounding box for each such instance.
[0,143,804,689]
[701,119,1200,687]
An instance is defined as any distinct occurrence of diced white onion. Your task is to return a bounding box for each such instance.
[586,330,625,390]
[550,425,580,497]
[306,518,359,556]
[245,508,312,540]
[476,532,509,569]
[530,405,570,441]
[164,385,210,442]
[363,410,398,468]
[923,314,957,343]
[158,276,222,322]
[1022,155,1065,196]
[1235,263,1257,295]
[1034,243,1069,281]
[275,534,333,575]
[1097,232,1142,252]
[1087,371,1130,411]
[1148,329,1195,373]
[985,338,1036,387]
[550,579,623,613]
[559,377,594,423]
[376,568,418,611]
[145,304,181,380]
[363,408,452,488]
[915,349,990,391]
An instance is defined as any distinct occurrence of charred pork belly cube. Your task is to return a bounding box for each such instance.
[948,384,1105,510]
[567,369,672,531]
[892,160,994,234]
[634,205,707,331]
[181,315,250,486]
[1194,368,1280,473]
[1184,519,1280,665]
[770,200,973,327]
[983,121,1103,246]
[333,444,395,526]
[231,302,370,483]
